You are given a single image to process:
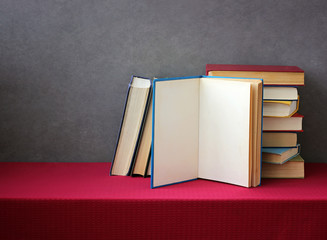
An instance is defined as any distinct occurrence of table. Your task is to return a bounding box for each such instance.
[1,162,327,239]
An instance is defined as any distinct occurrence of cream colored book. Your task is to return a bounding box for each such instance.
[263,113,303,131]
[131,96,153,177]
[263,98,299,117]
[151,76,263,188]
[262,145,300,164]
[262,155,304,178]
[263,87,298,100]
[110,76,151,176]
[262,132,297,147]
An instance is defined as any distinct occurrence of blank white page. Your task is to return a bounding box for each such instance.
[198,78,251,187]
[152,78,199,188]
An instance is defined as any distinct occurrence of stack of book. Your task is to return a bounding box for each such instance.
[206,64,305,179]
[110,65,306,188]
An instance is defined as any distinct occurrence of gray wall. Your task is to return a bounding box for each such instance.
[1,0,326,162]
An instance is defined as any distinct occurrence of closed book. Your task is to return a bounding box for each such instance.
[262,145,300,164]
[263,86,298,100]
[110,76,151,176]
[151,76,263,188]
[262,155,304,178]
[262,132,297,147]
[263,98,299,117]
[131,95,153,177]
[263,113,303,131]
[206,64,304,86]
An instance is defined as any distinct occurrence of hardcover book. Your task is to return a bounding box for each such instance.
[263,86,298,100]
[110,76,151,176]
[262,145,300,164]
[263,113,303,131]
[262,132,297,147]
[151,76,263,188]
[206,64,304,86]
[263,98,299,117]
[262,155,304,178]
[131,96,153,177]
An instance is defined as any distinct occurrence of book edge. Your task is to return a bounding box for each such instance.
[130,82,153,176]
[110,76,134,176]
[206,64,304,74]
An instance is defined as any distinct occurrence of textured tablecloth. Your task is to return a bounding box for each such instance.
[1,162,327,239]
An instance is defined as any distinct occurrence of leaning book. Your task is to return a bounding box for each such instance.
[131,95,153,177]
[110,76,151,176]
[151,76,263,188]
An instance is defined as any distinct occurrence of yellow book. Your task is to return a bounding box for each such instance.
[263,97,299,117]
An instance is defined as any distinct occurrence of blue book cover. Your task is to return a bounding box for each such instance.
[151,75,263,188]
[262,144,300,164]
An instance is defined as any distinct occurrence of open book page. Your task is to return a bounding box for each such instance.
[198,78,251,187]
[152,78,199,187]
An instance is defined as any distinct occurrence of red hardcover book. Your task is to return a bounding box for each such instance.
[263,113,304,132]
[206,64,304,86]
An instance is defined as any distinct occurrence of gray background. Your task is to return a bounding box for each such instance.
[1,0,326,163]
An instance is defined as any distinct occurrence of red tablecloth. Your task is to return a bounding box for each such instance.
[1,162,327,239]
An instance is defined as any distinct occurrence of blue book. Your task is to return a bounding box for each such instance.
[110,76,152,176]
[151,76,263,188]
[262,145,300,164]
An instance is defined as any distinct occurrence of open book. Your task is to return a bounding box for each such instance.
[151,76,263,188]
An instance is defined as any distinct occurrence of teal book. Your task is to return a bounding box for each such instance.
[262,145,300,164]
[151,76,263,188]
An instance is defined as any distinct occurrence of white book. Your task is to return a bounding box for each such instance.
[263,87,298,100]
[151,76,263,188]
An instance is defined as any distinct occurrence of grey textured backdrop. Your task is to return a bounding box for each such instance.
[1,0,326,162]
